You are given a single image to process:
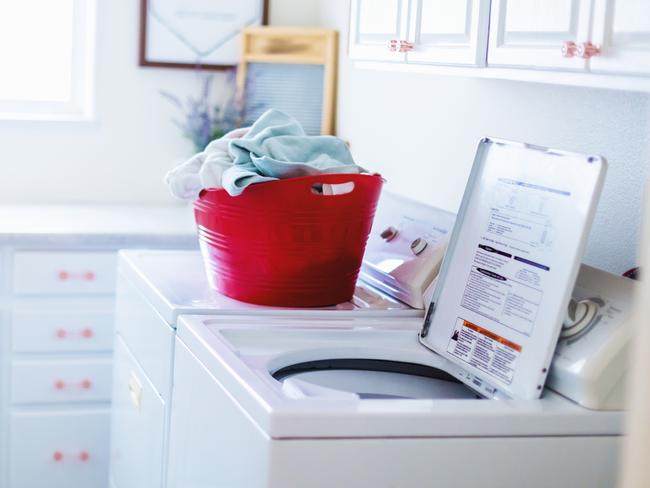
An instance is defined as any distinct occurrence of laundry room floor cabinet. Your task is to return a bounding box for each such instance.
[0,205,197,488]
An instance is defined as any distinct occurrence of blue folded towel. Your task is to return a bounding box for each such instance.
[222,109,363,196]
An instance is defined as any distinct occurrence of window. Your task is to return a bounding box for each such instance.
[0,0,96,120]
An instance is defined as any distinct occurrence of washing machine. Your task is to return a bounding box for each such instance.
[108,192,456,488]
[170,264,632,487]
[166,139,620,487]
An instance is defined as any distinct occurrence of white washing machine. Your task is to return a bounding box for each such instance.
[108,192,456,488]
[166,140,623,487]
[168,263,635,488]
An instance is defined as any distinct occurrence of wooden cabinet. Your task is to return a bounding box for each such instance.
[4,251,118,488]
[349,0,410,62]
[349,0,650,89]
[591,0,650,76]
[349,0,490,66]
[9,410,110,488]
[488,0,650,75]
[487,0,592,70]
[407,0,490,66]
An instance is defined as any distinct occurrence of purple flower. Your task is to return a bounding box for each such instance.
[161,70,247,153]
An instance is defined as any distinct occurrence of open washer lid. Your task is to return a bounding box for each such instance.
[419,138,606,400]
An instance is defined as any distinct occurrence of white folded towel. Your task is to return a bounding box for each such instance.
[164,127,249,200]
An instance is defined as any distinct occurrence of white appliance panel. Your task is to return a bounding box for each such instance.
[421,139,606,400]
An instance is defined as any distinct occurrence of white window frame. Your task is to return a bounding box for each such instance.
[0,0,97,121]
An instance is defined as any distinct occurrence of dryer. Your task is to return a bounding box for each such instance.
[108,192,456,488]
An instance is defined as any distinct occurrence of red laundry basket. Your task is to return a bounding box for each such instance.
[194,173,383,307]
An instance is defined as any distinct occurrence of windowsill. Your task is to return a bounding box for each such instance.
[0,111,95,122]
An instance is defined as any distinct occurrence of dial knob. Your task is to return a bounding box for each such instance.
[410,237,428,255]
[561,298,600,338]
[380,226,399,241]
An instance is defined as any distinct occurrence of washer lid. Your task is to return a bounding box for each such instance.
[360,192,456,309]
[419,138,606,400]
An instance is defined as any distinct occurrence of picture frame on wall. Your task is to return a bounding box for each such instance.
[139,0,269,69]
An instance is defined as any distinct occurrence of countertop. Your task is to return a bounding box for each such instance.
[0,204,198,248]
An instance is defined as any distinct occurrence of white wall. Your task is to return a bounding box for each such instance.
[0,0,646,273]
[319,2,650,274]
[270,0,321,26]
[0,0,319,206]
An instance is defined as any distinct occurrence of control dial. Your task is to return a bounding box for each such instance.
[561,298,602,338]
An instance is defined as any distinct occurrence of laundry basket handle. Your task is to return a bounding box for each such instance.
[302,173,382,198]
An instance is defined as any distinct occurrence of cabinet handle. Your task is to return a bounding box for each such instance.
[54,379,93,390]
[52,450,90,462]
[562,41,577,58]
[128,371,143,409]
[577,41,601,59]
[55,328,95,339]
[57,270,96,281]
[398,40,415,52]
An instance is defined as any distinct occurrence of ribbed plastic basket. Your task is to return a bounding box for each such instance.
[194,173,383,307]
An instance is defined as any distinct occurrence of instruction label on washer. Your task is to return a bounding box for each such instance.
[447,318,522,384]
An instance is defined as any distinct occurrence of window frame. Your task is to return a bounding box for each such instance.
[0,0,97,121]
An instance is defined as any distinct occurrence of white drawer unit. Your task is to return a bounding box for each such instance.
[11,358,112,405]
[12,306,114,354]
[9,409,110,488]
[0,205,198,488]
[13,251,117,295]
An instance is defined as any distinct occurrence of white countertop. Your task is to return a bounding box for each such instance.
[0,204,198,248]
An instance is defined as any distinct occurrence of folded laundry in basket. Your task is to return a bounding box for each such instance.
[165,127,249,200]
[222,109,364,196]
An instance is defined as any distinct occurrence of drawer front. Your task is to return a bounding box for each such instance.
[10,409,109,488]
[13,251,117,295]
[110,336,165,488]
[12,306,114,353]
[11,359,112,405]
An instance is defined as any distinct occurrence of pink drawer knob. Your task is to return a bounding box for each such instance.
[562,40,577,58]
[79,451,90,462]
[398,40,415,52]
[56,328,67,339]
[82,328,94,338]
[577,41,601,59]
[58,271,69,281]
[53,451,64,462]
[81,379,92,390]
[55,380,66,390]
[84,271,95,281]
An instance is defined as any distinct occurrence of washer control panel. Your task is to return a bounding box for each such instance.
[547,265,636,410]
[360,192,456,309]
[561,297,604,339]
